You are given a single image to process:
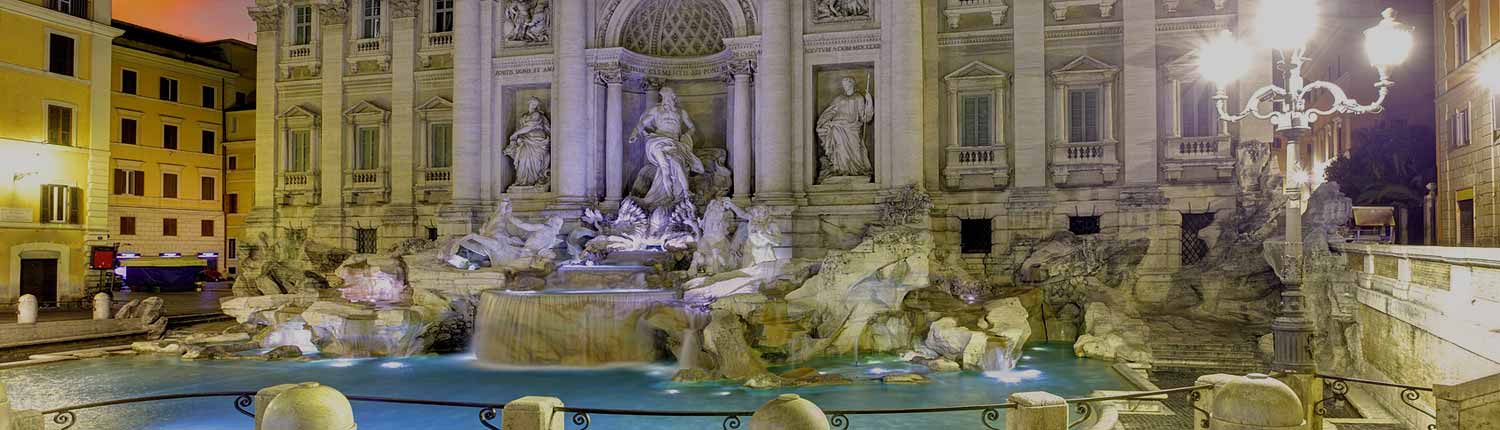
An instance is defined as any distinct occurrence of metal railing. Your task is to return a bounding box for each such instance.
[1314,374,1436,430]
[38,384,1221,430]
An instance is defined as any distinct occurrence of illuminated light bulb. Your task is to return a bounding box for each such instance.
[1364,8,1413,68]
[1200,30,1252,86]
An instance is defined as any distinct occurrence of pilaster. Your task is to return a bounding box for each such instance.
[1121,0,1158,184]
[1012,0,1048,188]
[452,0,484,204]
[389,0,418,206]
[249,7,281,234]
[317,3,349,243]
[552,0,590,205]
[86,32,114,244]
[754,0,794,203]
[599,67,626,206]
[885,0,925,189]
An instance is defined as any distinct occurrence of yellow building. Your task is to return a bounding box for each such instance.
[224,107,255,276]
[108,22,254,273]
[0,0,121,308]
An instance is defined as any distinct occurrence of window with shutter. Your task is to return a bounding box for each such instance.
[47,105,73,146]
[202,130,216,154]
[163,218,178,237]
[162,173,178,198]
[959,95,992,147]
[48,34,75,76]
[1067,88,1101,143]
[226,193,238,213]
[120,217,136,235]
[163,124,178,149]
[288,130,312,172]
[114,169,127,195]
[121,69,137,94]
[121,118,137,144]
[355,127,380,170]
[201,177,215,201]
[201,219,214,237]
[429,123,452,168]
[40,185,71,224]
[132,171,145,196]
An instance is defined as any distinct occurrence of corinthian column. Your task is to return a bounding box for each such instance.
[728,61,755,200]
[598,68,625,206]
[552,0,590,204]
[755,0,792,203]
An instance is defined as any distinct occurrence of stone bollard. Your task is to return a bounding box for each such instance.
[257,382,356,430]
[16,295,36,324]
[749,394,829,430]
[1192,374,1238,430]
[253,384,301,430]
[1208,374,1304,430]
[1006,392,1068,430]
[92,293,111,320]
[501,396,565,430]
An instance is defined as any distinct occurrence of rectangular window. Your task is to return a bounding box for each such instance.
[1455,109,1472,147]
[293,5,313,45]
[201,130,216,154]
[433,0,454,33]
[426,226,439,241]
[201,86,216,109]
[121,69,137,94]
[227,238,238,259]
[48,33,74,76]
[159,77,178,102]
[47,104,73,146]
[429,123,452,168]
[121,118,137,144]
[355,228,378,254]
[1069,216,1102,235]
[1180,213,1215,265]
[201,219,214,237]
[288,130,312,172]
[163,124,178,150]
[959,94,992,147]
[46,0,87,18]
[39,184,77,224]
[120,217,136,235]
[1457,14,1471,65]
[1181,80,1219,137]
[959,219,992,254]
[361,0,382,39]
[114,169,145,196]
[1068,88,1101,143]
[355,127,380,170]
[163,218,178,237]
[235,91,248,107]
[201,176,216,201]
[227,156,239,170]
[226,193,239,213]
[1459,198,1476,246]
[162,173,178,199]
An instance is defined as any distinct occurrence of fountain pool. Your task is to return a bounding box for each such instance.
[1,343,1127,430]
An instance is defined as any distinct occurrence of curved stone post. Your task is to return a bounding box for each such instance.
[16,295,36,324]
[92,293,110,320]
[1192,374,1237,430]
[501,396,564,430]
[1006,391,1068,430]
[749,394,828,430]
[257,382,356,430]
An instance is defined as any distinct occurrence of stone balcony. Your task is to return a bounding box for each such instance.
[1161,135,1234,183]
[1050,140,1120,186]
[279,43,320,80]
[943,0,1009,28]
[277,170,319,206]
[344,169,390,205]
[416,167,452,204]
[943,144,1009,189]
[347,37,390,73]
[422,32,454,51]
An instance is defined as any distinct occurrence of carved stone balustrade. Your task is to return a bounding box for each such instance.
[1050,141,1120,186]
[277,171,320,206]
[943,145,1010,189]
[344,169,390,205]
[944,0,1009,28]
[1049,0,1118,21]
[1162,135,1235,183]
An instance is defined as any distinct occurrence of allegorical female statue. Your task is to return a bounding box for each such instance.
[629,87,704,209]
[505,0,550,43]
[506,96,551,188]
[816,76,875,180]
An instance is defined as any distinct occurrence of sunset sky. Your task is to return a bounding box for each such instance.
[114,0,258,43]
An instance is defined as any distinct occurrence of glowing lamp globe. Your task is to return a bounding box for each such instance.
[1255,0,1319,50]
[1200,30,1252,86]
[1364,8,1414,68]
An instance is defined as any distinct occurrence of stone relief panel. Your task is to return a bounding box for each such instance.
[503,0,550,45]
[813,65,876,185]
[813,0,871,23]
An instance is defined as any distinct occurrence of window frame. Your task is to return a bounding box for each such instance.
[159,77,179,102]
[958,93,995,148]
[162,123,179,150]
[162,172,178,199]
[44,102,75,147]
[354,126,381,170]
[45,31,77,77]
[200,85,217,109]
[360,0,383,40]
[287,129,313,172]
[120,117,138,145]
[163,218,178,237]
[292,4,315,46]
[432,0,454,33]
[201,176,216,201]
[201,129,217,154]
[1067,87,1103,143]
[428,122,453,168]
[120,216,136,236]
[121,69,138,94]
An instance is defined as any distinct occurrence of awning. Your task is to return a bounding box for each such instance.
[120,257,208,268]
[1352,206,1396,227]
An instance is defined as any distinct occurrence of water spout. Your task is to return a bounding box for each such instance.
[981,339,1018,372]
[473,289,677,366]
[677,305,711,370]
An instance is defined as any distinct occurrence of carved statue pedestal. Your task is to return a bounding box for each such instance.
[507,185,549,195]
[819,175,873,185]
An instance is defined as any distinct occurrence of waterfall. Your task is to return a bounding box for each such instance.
[473,289,677,366]
[981,338,1018,371]
[263,316,318,354]
[677,307,711,370]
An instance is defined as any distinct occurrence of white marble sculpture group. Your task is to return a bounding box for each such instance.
[504,0,550,44]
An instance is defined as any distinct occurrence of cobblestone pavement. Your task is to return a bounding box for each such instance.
[0,284,229,323]
[1118,371,1198,430]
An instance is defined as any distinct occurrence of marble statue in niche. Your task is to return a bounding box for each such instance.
[816,76,875,183]
[691,148,732,207]
[814,0,870,23]
[629,87,705,209]
[506,96,551,189]
[505,0,550,44]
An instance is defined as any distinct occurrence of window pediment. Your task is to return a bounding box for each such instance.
[1051,55,1118,86]
[415,96,453,112]
[278,105,320,121]
[943,61,1011,89]
[344,100,390,124]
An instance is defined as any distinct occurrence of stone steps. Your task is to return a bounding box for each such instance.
[1150,342,1265,375]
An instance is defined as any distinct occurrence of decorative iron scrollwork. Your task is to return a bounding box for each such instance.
[53,410,77,430]
[1189,390,1211,428]
[722,415,742,430]
[828,413,849,430]
[1068,403,1093,428]
[1312,378,1350,416]
[571,411,592,430]
[234,394,255,418]
[981,407,1003,430]
[479,407,501,430]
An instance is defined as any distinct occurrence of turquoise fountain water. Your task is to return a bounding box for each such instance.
[1,342,1125,430]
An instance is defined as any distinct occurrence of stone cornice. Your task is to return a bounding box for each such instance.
[802,30,881,54]
[937,29,1014,48]
[0,0,124,38]
[587,47,739,81]
[1154,14,1233,34]
[1044,22,1122,42]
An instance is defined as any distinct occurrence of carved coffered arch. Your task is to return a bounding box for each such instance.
[596,0,755,52]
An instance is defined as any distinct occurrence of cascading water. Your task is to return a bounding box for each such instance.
[981,339,1018,371]
[263,316,318,354]
[473,289,677,366]
[677,305,711,370]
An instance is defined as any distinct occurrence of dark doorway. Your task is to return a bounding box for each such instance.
[1459,199,1476,246]
[20,259,59,306]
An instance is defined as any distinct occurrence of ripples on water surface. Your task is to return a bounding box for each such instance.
[2,342,1126,429]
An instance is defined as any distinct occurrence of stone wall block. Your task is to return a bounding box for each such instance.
[1006,391,1067,430]
[501,396,565,430]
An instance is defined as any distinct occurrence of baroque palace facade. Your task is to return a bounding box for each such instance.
[245,0,1280,282]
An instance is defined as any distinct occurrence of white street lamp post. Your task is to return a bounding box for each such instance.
[1200,4,1413,374]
